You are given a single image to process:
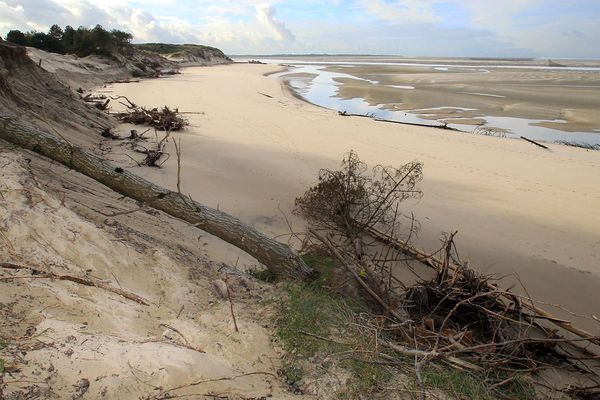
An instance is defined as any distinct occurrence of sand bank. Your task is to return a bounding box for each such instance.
[324,64,600,135]
[105,64,600,330]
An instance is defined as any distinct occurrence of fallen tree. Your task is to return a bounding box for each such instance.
[0,116,313,279]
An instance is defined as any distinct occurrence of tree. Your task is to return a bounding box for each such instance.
[111,29,133,48]
[0,117,313,280]
[61,25,75,53]
[6,24,135,57]
[90,24,113,55]
[26,32,51,50]
[48,24,63,40]
[6,30,27,46]
[46,24,64,53]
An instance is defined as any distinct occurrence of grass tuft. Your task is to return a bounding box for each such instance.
[275,252,536,399]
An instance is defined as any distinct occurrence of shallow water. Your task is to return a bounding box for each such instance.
[244,57,600,72]
[266,62,600,146]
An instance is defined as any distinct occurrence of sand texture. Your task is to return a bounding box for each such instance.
[100,64,600,331]
[0,149,309,400]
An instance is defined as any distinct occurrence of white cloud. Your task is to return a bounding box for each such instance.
[1,0,598,57]
[359,0,442,24]
[256,3,294,42]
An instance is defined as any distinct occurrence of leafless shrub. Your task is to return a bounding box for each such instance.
[297,151,600,396]
[294,150,423,238]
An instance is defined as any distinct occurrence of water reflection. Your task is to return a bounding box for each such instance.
[273,65,600,146]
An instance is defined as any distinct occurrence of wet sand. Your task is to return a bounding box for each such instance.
[105,64,600,331]
[326,64,600,134]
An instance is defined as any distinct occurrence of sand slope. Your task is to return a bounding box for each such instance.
[0,149,308,400]
[105,64,600,330]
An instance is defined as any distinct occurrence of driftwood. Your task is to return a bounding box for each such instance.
[0,117,313,279]
[81,93,110,110]
[521,136,549,150]
[337,111,460,131]
[367,226,600,349]
[0,262,149,305]
[116,106,187,131]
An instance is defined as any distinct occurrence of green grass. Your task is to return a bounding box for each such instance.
[419,364,535,400]
[274,253,536,399]
[0,337,6,374]
[248,267,277,283]
[134,43,224,55]
[423,366,493,399]
[275,252,394,394]
[277,284,345,356]
[422,364,536,400]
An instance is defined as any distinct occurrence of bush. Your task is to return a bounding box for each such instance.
[6,30,27,46]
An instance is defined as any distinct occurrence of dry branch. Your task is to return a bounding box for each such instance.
[0,262,149,305]
[0,117,313,279]
[521,136,550,150]
[309,228,408,323]
[117,106,188,131]
[367,226,600,349]
[297,150,600,395]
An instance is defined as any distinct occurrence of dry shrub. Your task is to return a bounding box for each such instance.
[294,150,423,238]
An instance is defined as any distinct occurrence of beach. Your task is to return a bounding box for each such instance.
[106,63,600,330]
[260,57,600,145]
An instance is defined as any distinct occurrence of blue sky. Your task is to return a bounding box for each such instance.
[1,0,599,57]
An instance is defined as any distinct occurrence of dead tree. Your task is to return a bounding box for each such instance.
[0,116,312,279]
[295,150,423,239]
[297,151,600,395]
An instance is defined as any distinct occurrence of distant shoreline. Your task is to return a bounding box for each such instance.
[262,59,600,146]
[233,55,600,70]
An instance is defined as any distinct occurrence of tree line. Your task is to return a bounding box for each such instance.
[3,24,133,57]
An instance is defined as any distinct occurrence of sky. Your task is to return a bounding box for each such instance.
[1,0,599,58]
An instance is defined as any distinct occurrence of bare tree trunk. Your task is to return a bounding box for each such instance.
[0,117,313,279]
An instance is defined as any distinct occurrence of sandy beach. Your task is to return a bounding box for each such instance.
[106,63,600,330]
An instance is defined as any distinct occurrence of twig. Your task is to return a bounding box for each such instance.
[0,262,149,306]
[0,228,16,253]
[224,276,239,333]
[299,330,348,345]
[173,137,182,194]
[521,136,550,150]
[97,205,147,217]
[149,371,277,399]
[159,323,191,346]
[414,335,427,400]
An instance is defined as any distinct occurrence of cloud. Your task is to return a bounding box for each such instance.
[359,0,442,24]
[0,0,598,57]
[256,3,294,42]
